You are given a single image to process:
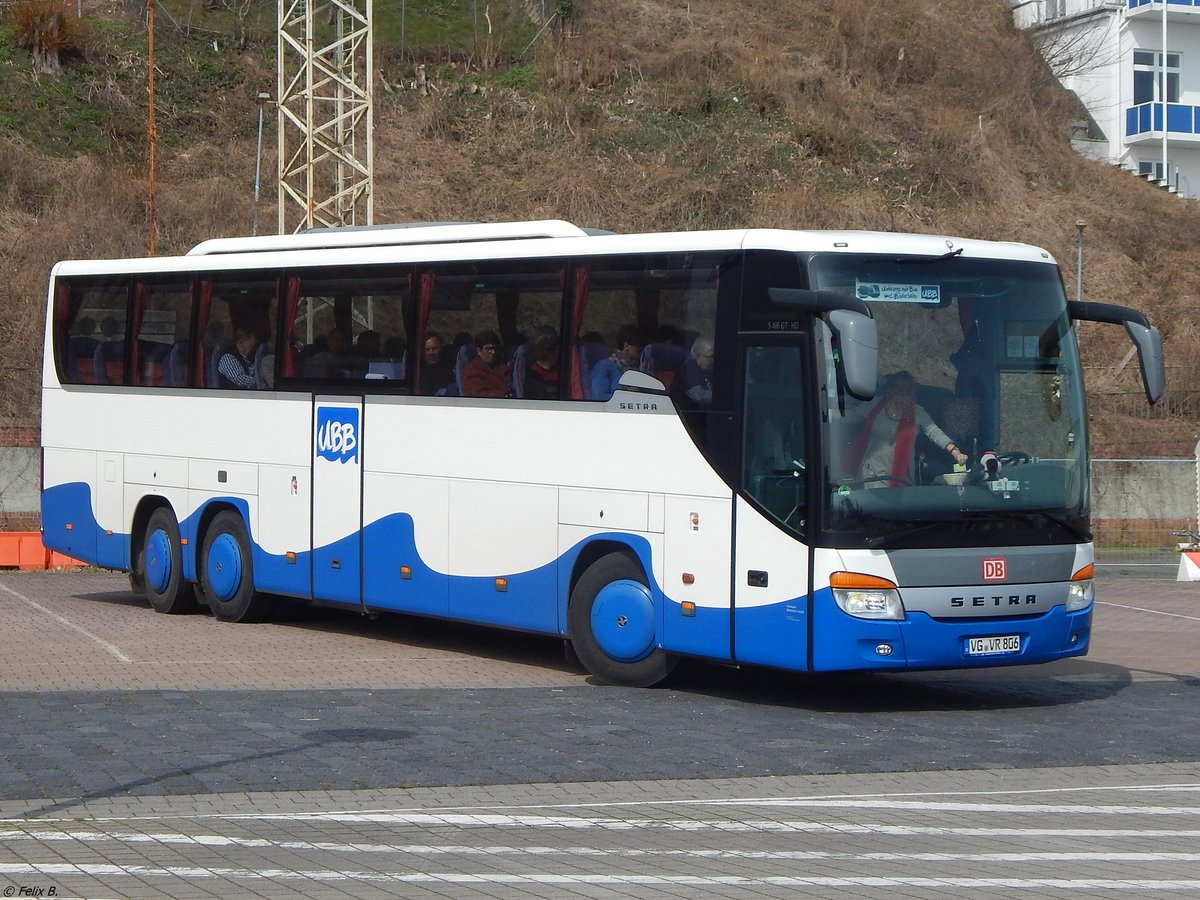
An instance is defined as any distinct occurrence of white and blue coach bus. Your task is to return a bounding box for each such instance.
[40,221,1164,685]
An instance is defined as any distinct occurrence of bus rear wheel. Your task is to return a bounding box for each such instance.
[142,507,199,614]
[568,551,677,687]
[200,510,275,623]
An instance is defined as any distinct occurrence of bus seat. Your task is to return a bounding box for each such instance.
[641,342,687,391]
[254,342,270,388]
[511,342,532,398]
[138,341,170,387]
[207,340,233,388]
[67,336,98,384]
[165,340,190,387]
[454,342,474,396]
[92,341,124,385]
[578,342,614,400]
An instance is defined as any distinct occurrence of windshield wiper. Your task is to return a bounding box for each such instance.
[985,509,1092,543]
[894,247,963,264]
[864,521,944,549]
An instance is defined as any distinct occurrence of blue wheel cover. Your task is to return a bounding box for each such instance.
[207,532,243,603]
[145,528,172,594]
[590,579,656,663]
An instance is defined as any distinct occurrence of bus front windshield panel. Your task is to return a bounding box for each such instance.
[809,253,1089,549]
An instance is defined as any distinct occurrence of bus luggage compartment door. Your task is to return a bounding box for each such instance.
[312,397,364,607]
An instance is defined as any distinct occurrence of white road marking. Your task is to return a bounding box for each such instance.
[3,828,1200,863]
[0,581,132,663]
[1097,600,1200,622]
[0,863,1198,890]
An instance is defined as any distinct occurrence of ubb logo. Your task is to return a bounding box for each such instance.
[316,407,359,464]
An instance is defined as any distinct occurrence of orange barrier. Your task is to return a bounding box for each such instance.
[0,532,87,570]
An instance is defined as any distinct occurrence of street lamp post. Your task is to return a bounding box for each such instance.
[1075,220,1086,303]
[252,91,271,236]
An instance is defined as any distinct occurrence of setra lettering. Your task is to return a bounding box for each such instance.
[950,594,1038,608]
[618,401,659,411]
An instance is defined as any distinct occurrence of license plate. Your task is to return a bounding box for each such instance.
[966,634,1021,656]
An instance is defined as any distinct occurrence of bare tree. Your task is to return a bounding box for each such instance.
[11,0,81,77]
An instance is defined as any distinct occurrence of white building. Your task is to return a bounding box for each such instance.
[1014,0,1200,197]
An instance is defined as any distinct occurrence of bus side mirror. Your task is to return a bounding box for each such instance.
[767,288,878,401]
[1125,321,1165,405]
[1068,300,1166,405]
[828,309,878,401]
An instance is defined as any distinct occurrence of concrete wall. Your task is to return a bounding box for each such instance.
[1091,459,1196,521]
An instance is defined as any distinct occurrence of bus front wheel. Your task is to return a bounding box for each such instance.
[568,552,677,687]
[200,510,275,623]
[142,507,199,614]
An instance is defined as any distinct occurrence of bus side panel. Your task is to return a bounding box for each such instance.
[41,448,100,564]
[661,494,733,661]
[732,498,811,671]
[255,463,313,598]
[448,480,559,632]
[362,474,449,617]
[94,452,127,570]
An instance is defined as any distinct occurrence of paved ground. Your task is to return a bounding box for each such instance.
[0,570,1197,897]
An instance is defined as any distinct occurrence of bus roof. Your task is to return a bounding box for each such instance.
[50,224,1059,278]
[186,220,597,256]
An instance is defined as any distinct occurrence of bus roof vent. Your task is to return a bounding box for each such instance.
[186,220,593,256]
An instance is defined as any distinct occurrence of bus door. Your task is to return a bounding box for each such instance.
[733,340,812,670]
[312,396,364,607]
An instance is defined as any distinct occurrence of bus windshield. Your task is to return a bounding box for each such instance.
[810,253,1088,549]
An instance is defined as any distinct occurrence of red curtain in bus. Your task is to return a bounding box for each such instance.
[282,276,300,378]
[413,272,435,388]
[569,267,590,400]
[194,280,213,387]
[54,283,79,383]
[130,282,147,385]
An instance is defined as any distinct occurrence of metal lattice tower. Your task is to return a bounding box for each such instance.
[277,0,374,233]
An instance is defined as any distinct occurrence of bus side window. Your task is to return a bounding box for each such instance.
[56,278,129,386]
[742,345,807,535]
[133,279,193,388]
[204,275,279,391]
[286,268,411,389]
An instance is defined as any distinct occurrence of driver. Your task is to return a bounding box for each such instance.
[848,371,968,488]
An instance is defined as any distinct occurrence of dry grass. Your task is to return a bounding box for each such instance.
[2,0,1199,454]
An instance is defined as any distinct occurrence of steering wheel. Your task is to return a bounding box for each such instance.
[996,451,1031,466]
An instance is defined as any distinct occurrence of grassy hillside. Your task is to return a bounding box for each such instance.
[1,0,1197,456]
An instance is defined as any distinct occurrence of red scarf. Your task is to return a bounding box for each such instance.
[849,400,916,487]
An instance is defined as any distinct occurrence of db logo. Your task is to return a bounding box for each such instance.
[315,407,359,464]
[983,558,1007,582]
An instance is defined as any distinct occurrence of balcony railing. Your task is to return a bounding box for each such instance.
[1125,102,1200,137]
[1129,0,1200,10]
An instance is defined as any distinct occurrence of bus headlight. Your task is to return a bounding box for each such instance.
[830,571,905,620]
[1067,564,1094,611]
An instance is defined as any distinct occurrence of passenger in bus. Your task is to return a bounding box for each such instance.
[847,371,967,487]
[589,325,645,401]
[417,331,455,395]
[670,336,714,408]
[304,327,359,379]
[941,396,982,464]
[524,332,561,400]
[354,329,382,359]
[216,330,259,389]
[462,329,510,398]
